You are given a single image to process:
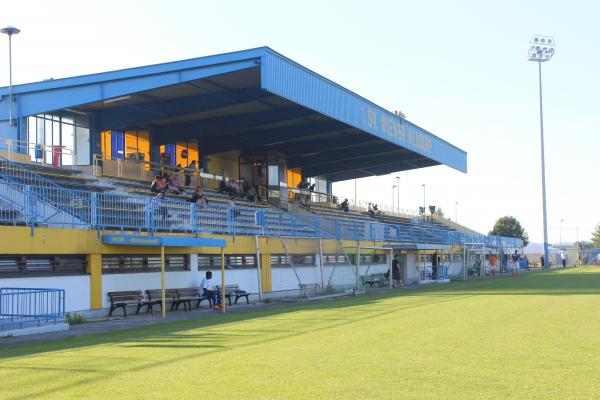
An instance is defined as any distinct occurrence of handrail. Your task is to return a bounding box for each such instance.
[0,180,523,249]
[0,136,76,167]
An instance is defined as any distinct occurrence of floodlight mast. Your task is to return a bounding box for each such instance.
[528,35,555,270]
[1,26,20,126]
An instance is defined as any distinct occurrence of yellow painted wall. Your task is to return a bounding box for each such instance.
[101,131,111,160]
[175,142,199,168]
[287,168,302,188]
[207,153,240,180]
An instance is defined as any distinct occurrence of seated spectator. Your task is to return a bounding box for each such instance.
[150,175,168,194]
[373,204,381,215]
[201,271,223,310]
[368,203,374,216]
[168,173,183,195]
[246,185,258,204]
[187,186,208,205]
[340,199,349,213]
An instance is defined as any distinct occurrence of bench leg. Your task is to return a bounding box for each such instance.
[227,296,232,307]
[136,303,143,314]
[109,305,116,317]
[244,295,249,305]
[121,305,127,318]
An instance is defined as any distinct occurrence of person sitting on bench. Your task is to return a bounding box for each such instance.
[201,271,223,310]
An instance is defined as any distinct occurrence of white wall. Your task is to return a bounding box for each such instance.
[0,275,90,312]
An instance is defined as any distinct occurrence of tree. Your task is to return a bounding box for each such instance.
[434,207,444,218]
[592,222,600,247]
[489,216,529,246]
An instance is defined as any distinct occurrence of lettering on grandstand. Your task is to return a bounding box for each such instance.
[360,106,433,154]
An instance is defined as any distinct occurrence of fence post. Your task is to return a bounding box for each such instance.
[91,192,98,229]
[145,197,153,234]
[227,207,233,236]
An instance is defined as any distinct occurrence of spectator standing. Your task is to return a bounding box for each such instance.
[184,160,196,187]
[391,255,401,288]
[560,250,567,268]
[431,251,438,280]
[511,250,520,277]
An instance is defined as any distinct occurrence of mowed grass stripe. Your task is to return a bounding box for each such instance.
[1,268,600,399]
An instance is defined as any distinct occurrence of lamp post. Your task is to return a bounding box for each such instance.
[392,185,397,211]
[528,34,555,270]
[421,184,426,213]
[1,26,20,127]
[395,176,400,214]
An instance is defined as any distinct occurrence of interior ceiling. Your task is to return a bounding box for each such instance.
[74,67,440,181]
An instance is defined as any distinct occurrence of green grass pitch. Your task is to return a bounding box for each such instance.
[2,268,600,399]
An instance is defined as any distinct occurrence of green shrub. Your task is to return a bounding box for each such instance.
[65,312,87,325]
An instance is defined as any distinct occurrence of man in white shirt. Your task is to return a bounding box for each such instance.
[560,251,567,268]
[201,271,223,310]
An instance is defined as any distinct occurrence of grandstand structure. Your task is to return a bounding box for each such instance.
[0,47,521,317]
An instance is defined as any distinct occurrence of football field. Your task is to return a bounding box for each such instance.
[2,268,599,399]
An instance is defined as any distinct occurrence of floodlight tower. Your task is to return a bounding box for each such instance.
[1,26,20,126]
[528,35,555,270]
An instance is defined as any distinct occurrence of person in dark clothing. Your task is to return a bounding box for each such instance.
[340,199,349,213]
[391,255,401,288]
[431,251,439,280]
[184,160,196,187]
[187,186,208,205]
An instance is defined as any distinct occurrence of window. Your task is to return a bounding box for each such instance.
[0,255,87,277]
[197,254,256,270]
[27,113,91,166]
[102,255,189,273]
[271,254,315,267]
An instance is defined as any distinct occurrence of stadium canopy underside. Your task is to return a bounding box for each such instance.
[0,47,467,181]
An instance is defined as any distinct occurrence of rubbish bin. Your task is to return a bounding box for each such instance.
[52,145,65,168]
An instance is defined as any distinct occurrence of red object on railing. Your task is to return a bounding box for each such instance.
[52,145,65,168]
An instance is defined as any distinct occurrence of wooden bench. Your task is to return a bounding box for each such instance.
[145,289,178,313]
[107,291,146,317]
[216,284,250,306]
[174,287,212,311]
[298,283,321,297]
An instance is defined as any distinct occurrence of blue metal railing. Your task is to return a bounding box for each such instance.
[0,288,66,331]
[0,179,522,248]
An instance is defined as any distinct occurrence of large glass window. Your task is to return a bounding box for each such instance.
[27,113,91,166]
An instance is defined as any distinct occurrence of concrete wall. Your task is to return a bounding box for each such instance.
[0,275,90,312]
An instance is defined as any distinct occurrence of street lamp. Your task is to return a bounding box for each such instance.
[421,184,426,214]
[392,185,397,211]
[395,176,400,214]
[528,34,555,269]
[1,26,20,127]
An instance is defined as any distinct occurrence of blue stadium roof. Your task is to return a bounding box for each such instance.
[0,47,467,180]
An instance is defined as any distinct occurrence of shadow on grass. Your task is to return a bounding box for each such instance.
[0,268,597,400]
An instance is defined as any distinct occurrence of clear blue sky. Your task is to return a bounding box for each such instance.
[2,0,598,242]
